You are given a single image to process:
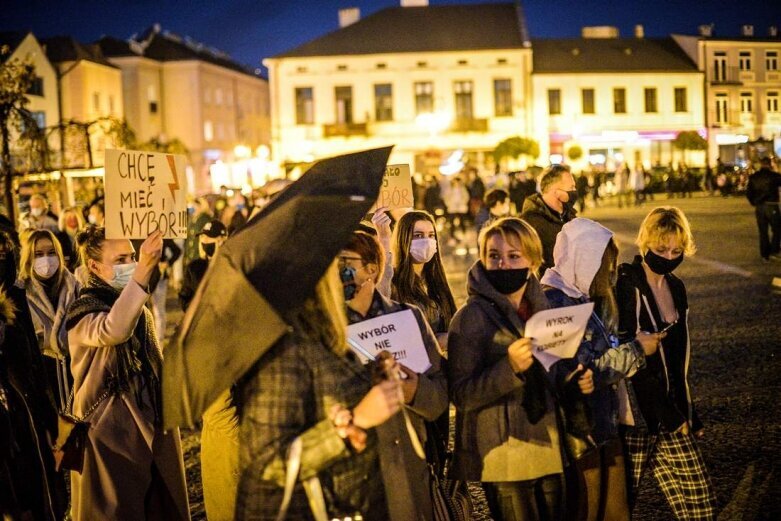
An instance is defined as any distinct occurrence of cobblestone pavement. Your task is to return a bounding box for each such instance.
[173,194,781,520]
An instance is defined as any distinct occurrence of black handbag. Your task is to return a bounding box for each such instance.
[53,389,110,474]
[426,421,474,521]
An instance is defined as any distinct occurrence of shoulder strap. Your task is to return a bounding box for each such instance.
[276,437,329,521]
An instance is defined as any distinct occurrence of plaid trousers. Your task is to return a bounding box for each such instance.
[622,428,717,520]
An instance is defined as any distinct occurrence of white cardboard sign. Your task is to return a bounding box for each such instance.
[104,149,188,239]
[525,302,594,371]
[371,164,414,211]
[347,309,431,374]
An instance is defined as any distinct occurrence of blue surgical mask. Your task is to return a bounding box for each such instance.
[110,262,137,289]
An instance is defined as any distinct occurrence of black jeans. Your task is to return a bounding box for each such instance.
[485,473,565,521]
[755,203,781,259]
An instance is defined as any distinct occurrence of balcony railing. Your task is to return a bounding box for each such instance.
[323,122,368,138]
[707,110,743,128]
[710,66,743,85]
[450,118,488,133]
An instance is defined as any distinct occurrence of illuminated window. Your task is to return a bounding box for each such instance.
[740,92,753,112]
[613,88,627,114]
[581,88,595,114]
[494,79,512,117]
[454,81,473,120]
[644,88,657,113]
[295,87,314,124]
[739,51,752,71]
[674,87,687,112]
[415,82,433,115]
[374,84,393,121]
[204,121,213,142]
[335,86,353,124]
[548,89,561,115]
[768,92,779,113]
[715,93,728,123]
[767,51,778,71]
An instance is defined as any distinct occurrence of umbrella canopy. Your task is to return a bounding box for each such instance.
[163,147,392,429]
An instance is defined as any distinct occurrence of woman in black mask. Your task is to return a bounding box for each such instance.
[449,217,582,521]
[616,207,717,520]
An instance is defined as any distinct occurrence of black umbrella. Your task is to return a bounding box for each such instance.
[163,147,392,429]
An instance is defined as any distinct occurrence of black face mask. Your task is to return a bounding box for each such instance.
[485,268,529,295]
[340,266,358,301]
[564,190,578,209]
[202,243,216,258]
[644,250,684,275]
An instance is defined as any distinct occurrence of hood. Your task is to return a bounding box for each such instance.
[521,192,576,223]
[540,218,613,299]
[467,260,549,319]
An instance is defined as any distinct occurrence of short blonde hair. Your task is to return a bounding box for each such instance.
[58,206,85,232]
[479,217,543,274]
[636,206,696,256]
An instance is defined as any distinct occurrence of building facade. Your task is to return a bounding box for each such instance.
[674,27,781,165]
[265,2,533,177]
[99,25,271,193]
[532,34,706,172]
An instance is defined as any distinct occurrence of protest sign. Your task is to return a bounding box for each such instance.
[347,309,431,373]
[104,149,188,239]
[525,302,594,371]
[371,164,414,211]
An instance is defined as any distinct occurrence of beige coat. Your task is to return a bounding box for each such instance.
[68,280,189,521]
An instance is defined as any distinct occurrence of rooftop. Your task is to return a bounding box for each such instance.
[42,35,116,68]
[274,3,531,59]
[532,37,699,73]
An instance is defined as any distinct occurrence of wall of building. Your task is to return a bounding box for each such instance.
[10,33,60,135]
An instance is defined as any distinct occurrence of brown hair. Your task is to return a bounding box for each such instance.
[478,217,544,275]
[76,225,107,267]
[589,238,619,332]
[19,229,65,287]
[343,231,385,283]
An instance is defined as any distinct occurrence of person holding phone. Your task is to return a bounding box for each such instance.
[616,207,717,520]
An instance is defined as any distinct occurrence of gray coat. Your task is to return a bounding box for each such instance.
[448,261,565,482]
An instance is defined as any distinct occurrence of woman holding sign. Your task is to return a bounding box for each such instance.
[616,207,717,520]
[340,230,449,521]
[66,227,189,521]
[449,217,580,521]
[540,218,660,521]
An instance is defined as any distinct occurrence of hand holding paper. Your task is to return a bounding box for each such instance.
[524,302,595,371]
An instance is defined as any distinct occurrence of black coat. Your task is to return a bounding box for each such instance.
[616,256,702,434]
[520,193,576,274]
[746,167,781,206]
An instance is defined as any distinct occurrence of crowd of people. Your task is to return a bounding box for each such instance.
[0,161,734,521]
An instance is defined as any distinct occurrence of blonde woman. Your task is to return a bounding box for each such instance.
[617,207,717,520]
[19,229,80,411]
[56,206,86,271]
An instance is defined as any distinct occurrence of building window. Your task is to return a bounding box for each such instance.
[457,59,468,66]
[93,92,100,112]
[715,93,728,123]
[644,88,658,113]
[148,84,158,113]
[204,121,213,142]
[767,51,779,71]
[295,87,314,124]
[335,86,353,124]
[494,79,512,117]
[548,89,561,115]
[674,87,688,112]
[454,81,473,120]
[713,52,727,81]
[337,64,348,71]
[581,88,595,114]
[740,92,753,113]
[374,83,393,121]
[414,82,433,114]
[109,95,115,114]
[27,76,44,97]
[215,88,223,105]
[149,101,158,114]
[30,111,45,129]
[417,61,427,68]
[739,51,752,71]
[376,63,387,69]
[768,92,779,113]
[613,88,626,114]
[497,58,508,65]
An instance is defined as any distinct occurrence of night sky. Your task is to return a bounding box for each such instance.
[3,0,780,74]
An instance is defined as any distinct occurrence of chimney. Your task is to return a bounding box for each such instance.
[581,26,620,39]
[770,26,779,37]
[634,24,645,38]
[698,24,714,37]
[741,24,754,37]
[401,0,429,6]
[338,7,360,28]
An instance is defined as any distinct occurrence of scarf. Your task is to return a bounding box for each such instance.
[66,274,163,423]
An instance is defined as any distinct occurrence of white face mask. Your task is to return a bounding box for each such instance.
[30,207,44,217]
[410,238,438,264]
[33,256,59,279]
[109,262,137,289]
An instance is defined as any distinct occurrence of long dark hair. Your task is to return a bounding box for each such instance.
[589,238,619,332]
[391,210,456,329]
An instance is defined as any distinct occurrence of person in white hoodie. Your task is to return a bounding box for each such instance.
[541,218,660,521]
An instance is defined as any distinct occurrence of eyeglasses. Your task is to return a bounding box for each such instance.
[338,256,364,269]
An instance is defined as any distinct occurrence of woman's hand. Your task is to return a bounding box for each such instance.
[565,364,594,395]
[398,364,419,404]
[371,206,393,251]
[353,379,402,429]
[435,332,448,356]
[636,331,665,356]
[133,230,163,288]
[508,337,534,373]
